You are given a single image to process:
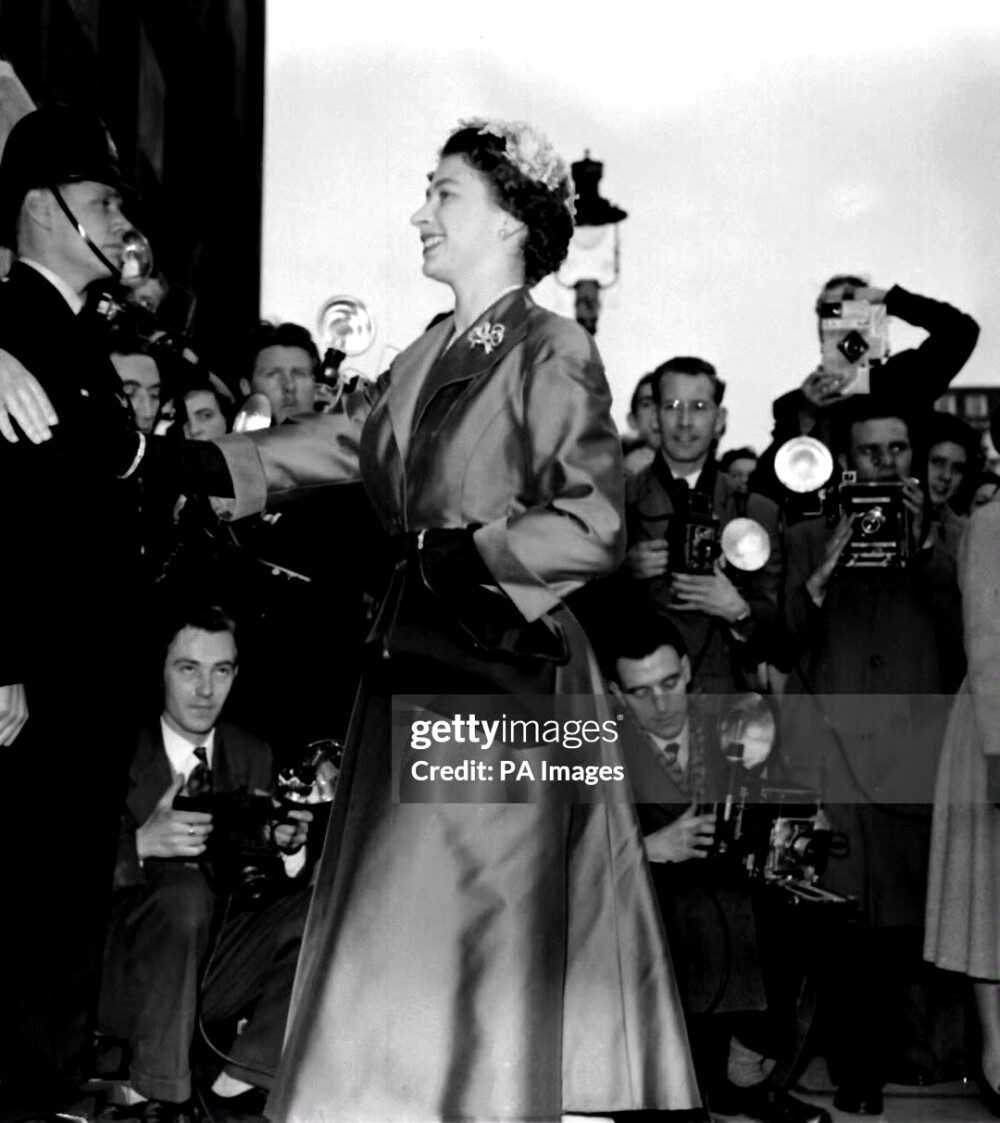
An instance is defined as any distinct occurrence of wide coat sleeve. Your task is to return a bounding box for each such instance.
[208,375,384,520]
[472,315,625,622]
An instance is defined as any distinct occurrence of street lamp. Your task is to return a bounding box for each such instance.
[557,151,628,334]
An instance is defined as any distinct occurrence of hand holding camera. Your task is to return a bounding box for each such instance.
[270,806,313,854]
[626,539,670,579]
[806,513,855,607]
[670,558,750,623]
[137,772,213,861]
[645,805,717,864]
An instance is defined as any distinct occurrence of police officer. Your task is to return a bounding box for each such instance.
[0,103,158,1117]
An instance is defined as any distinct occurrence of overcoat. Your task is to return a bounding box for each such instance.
[213,289,700,1121]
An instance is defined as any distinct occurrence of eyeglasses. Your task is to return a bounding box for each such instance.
[659,399,715,416]
[623,675,684,701]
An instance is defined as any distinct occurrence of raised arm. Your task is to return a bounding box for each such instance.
[208,378,382,520]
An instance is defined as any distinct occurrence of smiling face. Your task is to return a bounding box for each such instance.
[409,154,514,289]
[926,440,968,508]
[162,626,238,743]
[656,371,726,472]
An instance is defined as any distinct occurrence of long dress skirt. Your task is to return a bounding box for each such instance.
[266,615,700,1122]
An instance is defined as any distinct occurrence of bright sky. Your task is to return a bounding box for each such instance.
[262,1,1000,453]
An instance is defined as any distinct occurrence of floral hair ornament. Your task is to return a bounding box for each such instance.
[457,118,576,221]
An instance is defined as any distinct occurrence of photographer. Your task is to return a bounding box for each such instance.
[605,610,829,1123]
[98,604,312,1123]
[625,356,781,694]
[780,397,956,1113]
[754,278,978,501]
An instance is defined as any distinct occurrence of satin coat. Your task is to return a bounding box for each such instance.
[214,290,699,1121]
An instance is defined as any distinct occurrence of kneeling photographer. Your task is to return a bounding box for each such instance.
[97,604,318,1123]
[776,397,957,1112]
[603,609,832,1123]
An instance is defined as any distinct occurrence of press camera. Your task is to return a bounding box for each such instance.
[818,299,888,398]
[773,438,912,566]
[669,490,721,577]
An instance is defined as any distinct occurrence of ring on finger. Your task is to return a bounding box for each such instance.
[188,826,195,837]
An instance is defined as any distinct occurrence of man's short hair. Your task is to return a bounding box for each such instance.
[629,371,656,417]
[719,447,758,473]
[243,321,319,376]
[814,273,869,315]
[598,611,689,685]
[831,395,923,461]
[107,329,156,361]
[651,356,726,406]
[159,603,238,660]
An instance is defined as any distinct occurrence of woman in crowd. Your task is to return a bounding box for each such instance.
[924,409,1000,1115]
[211,120,699,1122]
[925,411,981,517]
[170,376,233,442]
[921,411,983,689]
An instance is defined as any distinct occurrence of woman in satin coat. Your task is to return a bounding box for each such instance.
[214,120,699,1123]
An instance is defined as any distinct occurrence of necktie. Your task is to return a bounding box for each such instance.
[183,745,213,799]
[660,742,681,767]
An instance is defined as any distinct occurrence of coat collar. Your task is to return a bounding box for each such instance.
[386,287,532,460]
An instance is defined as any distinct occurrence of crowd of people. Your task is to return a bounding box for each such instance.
[0,101,998,1123]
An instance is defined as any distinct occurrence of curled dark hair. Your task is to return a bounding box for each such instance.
[243,321,319,378]
[440,127,574,286]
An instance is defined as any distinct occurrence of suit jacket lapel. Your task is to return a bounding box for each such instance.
[128,723,174,828]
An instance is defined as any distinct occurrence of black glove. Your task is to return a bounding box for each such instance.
[418,526,494,589]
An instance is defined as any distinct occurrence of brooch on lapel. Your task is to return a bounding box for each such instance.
[468,322,505,354]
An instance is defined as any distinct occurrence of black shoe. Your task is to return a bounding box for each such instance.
[98,1100,199,1123]
[832,1083,883,1116]
[972,1068,1000,1119]
[732,1082,831,1123]
[197,1086,268,1123]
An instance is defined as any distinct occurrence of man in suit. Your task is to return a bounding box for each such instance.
[98,603,312,1123]
[0,103,158,1117]
[221,321,380,752]
[624,357,782,694]
[604,610,829,1123]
